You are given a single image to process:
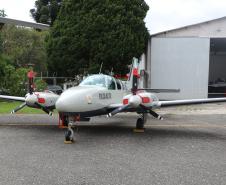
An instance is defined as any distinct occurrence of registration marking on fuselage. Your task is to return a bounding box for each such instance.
[99,93,111,100]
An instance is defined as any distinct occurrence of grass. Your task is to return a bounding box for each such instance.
[0,101,45,114]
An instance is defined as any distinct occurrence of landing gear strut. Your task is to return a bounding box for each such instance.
[59,114,69,128]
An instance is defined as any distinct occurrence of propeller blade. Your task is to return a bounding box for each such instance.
[34,102,52,116]
[128,57,140,95]
[149,109,163,120]
[27,70,35,94]
[11,102,27,114]
[140,104,163,120]
[138,89,180,93]
[107,104,130,117]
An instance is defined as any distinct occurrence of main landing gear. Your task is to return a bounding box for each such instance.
[134,113,147,133]
[134,110,163,133]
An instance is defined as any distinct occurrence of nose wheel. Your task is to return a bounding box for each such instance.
[64,123,74,144]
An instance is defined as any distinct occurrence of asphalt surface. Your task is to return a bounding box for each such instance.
[0,104,226,185]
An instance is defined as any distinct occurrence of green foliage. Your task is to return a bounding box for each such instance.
[0,33,3,54]
[47,0,149,76]
[30,0,61,25]
[35,79,47,91]
[1,25,48,73]
[0,101,44,114]
[0,56,28,96]
[0,9,7,17]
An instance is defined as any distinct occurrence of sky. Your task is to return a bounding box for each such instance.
[1,0,226,34]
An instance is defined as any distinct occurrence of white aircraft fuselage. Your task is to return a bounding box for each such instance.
[56,75,128,117]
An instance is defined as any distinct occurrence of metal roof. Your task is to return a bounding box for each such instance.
[151,16,226,37]
[0,17,49,30]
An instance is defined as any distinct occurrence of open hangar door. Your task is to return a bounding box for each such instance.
[208,38,226,97]
[150,37,210,100]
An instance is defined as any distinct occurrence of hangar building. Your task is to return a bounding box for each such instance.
[145,16,226,100]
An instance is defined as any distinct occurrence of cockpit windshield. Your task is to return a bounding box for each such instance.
[79,75,117,89]
[80,75,106,87]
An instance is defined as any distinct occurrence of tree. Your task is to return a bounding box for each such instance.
[1,25,48,73]
[30,0,61,25]
[0,9,7,17]
[0,32,3,54]
[46,0,149,76]
[35,79,47,91]
[0,55,28,96]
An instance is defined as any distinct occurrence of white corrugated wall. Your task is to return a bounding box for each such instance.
[149,37,210,100]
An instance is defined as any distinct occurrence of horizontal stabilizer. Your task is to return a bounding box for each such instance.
[138,89,180,93]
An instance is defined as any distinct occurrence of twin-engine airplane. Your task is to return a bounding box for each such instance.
[0,71,59,115]
[56,58,226,142]
[2,58,226,143]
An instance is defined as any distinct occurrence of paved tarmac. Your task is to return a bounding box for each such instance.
[0,104,226,185]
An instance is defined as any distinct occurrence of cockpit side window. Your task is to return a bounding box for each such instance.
[106,76,116,90]
[108,79,116,90]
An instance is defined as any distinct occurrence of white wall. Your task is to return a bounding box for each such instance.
[150,37,210,100]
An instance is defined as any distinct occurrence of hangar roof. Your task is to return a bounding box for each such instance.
[151,16,226,38]
[0,17,49,30]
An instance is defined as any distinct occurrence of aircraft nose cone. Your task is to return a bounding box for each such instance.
[55,97,67,112]
[55,86,100,113]
[55,88,81,113]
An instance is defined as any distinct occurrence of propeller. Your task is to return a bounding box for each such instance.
[10,70,53,115]
[108,57,176,118]
[34,102,53,116]
[107,104,130,117]
[11,102,27,114]
[27,70,35,94]
[140,104,163,120]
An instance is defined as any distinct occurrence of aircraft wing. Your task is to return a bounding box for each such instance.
[107,97,226,116]
[158,97,226,107]
[0,95,25,102]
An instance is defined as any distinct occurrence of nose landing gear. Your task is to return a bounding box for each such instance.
[64,122,74,144]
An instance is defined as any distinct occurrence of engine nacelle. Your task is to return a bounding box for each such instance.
[122,92,159,108]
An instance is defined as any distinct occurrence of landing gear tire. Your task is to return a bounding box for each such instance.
[136,118,144,129]
[65,130,72,141]
[64,124,74,144]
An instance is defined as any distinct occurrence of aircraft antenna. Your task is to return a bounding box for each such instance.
[110,67,114,76]
[99,62,103,74]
